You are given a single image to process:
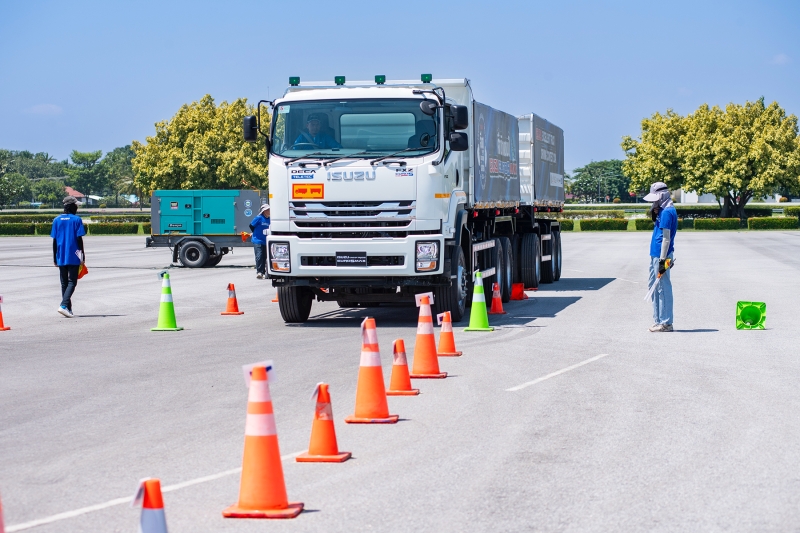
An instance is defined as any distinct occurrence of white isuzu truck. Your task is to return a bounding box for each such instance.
[243,75,565,323]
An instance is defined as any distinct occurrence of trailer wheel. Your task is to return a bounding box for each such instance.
[203,254,223,267]
[278,286,313,323]
[541,231,556,284]
[553,231,562,281]
[521,233,541,289]
[434,246,467,322]
[499,236,513,302]
[483,238,504,299]
[179,241,209,268]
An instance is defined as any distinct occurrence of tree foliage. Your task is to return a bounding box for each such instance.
[0,172,32,206]
[65,150,106,197]
[33,179,66,206]
[622,98,800,217]
[132,95,269,194]
[569,160,631,203]
[100,145,136,206]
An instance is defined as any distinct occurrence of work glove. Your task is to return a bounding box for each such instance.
[658,259,667,275]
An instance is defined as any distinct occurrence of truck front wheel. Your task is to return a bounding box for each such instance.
[434,246,467,322]
[179,241,209,268]
[278,286,313,323]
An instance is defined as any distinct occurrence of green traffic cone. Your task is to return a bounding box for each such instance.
[152,272,183,331]
[736,301,765,330]
[464,271,494,332]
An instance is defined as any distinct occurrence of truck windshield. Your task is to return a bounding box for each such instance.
[271,99,438,160]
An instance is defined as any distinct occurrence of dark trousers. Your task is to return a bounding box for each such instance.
[254,243,267,274]
[59,265,80,311]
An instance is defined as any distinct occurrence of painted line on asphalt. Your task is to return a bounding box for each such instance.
[616,278,640,284]
[6,451,304,532]
[506,354,610,392]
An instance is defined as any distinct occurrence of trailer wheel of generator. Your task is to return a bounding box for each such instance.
[511,234,522,284]
[541,232,556,284]
[521,233,541,289]
[499,236,513,302]
[483,238,504,298]
[278,286,313,323]
[434,245,467,322]
[553,231,562,281]
[203,254,223,267]
[179,241,208,268]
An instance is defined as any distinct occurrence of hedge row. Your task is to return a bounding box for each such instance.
[579,218,628,231]
[557,219,574,231]
[748,217,799,230]
[88,223,140,234]
[557,209,625,219]
[785,206,800,217]
[143,223,152,234]
[634,218,691,230]
[89,215,150,223]
[0,214,63,223]
[674,205,773,218]
[694,218,741,230]
[0,223,35,235]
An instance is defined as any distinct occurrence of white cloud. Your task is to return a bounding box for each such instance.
[770,54,791,65]
[23,104,63,115]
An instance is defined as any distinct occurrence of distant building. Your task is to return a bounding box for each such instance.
[64,187,99,206]
[678,189,780,204]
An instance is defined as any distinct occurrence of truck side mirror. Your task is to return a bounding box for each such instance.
[449,132,469,151]
[419,100,437,116]
[451,105,469,130]
[243,116,258,142]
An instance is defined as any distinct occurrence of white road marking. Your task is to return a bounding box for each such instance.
[506,354,610,392]
[616,278,640,284]
[6,451,304,531]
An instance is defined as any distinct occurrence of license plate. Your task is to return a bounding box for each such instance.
[336,252,367,267]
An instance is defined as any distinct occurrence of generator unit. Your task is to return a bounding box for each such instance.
[146,190,265,267]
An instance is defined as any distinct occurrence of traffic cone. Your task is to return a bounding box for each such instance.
[221,283,244,315]
[271,293,279,303]
[132,478,168,533]
[436,312,462,356]
[464,272,494,332]
[0,298,10,331]
[151,273,183,331]
[223,365,303,519]
[410,296,447,378]
[345,318,399,423]
[510,283,528,300]
[488,282,507,315]
[387,339,420,395]
[296,383,351,462]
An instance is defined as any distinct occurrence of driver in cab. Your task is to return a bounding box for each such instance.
[294,113,341,149]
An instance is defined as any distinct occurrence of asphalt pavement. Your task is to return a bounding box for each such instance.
[1,231,799,532]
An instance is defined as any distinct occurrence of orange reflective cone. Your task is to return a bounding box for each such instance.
[222,283,244,315]
[436,311,462,356]
[296,383,351,462]
[410,296,447,378]
[488,282,506,315]
[345,318,399,423]
[510,283,528,300]
[387,339,420,395]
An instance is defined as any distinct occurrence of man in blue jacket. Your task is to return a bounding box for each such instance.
[51,195,86,318]
[644,182,678,332]
[293,113,341,149]
[249,204,270,279]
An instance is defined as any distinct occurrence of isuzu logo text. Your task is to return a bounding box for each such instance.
[327,171,377,181]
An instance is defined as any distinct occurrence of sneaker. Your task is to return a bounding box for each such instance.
[648,323,673,332]
[256,273,264,279]
[58,306,74,318]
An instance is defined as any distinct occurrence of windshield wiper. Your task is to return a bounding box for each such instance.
[285,152,328,165]
[370,147,433,166]
[322,151,380,167]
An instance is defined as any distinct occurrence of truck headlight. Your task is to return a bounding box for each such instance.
[270,242,290,272]
[415,241,439,272]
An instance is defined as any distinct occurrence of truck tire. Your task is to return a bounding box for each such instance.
[483,238,504,299]
[203,254,223,267]
[521,233,541,289]
[179,241,209,268]
[541,232,556,284]
[434,245,467,322]
[499,236,513,303]
[553,231,562,281]
[278,286,313,323]
[511,234,522,284]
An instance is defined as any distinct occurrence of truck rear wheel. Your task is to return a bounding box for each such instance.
[434,245,467,322]
[521,233,541,289]
[483,238,504,299]
[541,232,556,284]
[278,286,313,323]
[499,236,513,302]
[553,231,562,281]
[179,241,208,268]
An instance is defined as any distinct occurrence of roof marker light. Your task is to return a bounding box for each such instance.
[375,75,386,85]
[335,76,346,85]
[421,73,432,83]
[289,76,300,86]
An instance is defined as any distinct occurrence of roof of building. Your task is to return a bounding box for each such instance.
[64,186,85,198]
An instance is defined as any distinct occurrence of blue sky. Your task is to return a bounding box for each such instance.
[1,0,797,173]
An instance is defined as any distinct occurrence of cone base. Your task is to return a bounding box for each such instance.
[387,389,420,396]
[151,327,184,331]
[344,414,399,424]
[488,310,507,315]
[0,326,10,331]
[221,311,245,315]
[437,351,462,357]
[222,502,304,519]
[463,327,494,332]
[296,451,351,463]
[271,297,279,302]
[410,372,447,379]
[510,295,529,301]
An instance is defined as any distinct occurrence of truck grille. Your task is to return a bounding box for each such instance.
[301,255,405,266]
[290,201,415,230]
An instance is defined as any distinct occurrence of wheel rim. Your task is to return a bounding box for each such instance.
[457,263,467,313]
[186,248,199,262]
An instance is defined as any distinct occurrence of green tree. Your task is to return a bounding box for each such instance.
[0,172,32,206]
[33,179,66,207]
[570,160,631,203]
[101,145,135,206]
[65,150,106,196]
[621,110,687,195]
[132,95,269,194]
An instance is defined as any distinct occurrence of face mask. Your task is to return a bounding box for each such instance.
[650,203,661,222]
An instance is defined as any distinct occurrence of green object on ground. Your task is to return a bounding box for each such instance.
[464,271,494,332]
[579,218,628,231]
[736,301,765,330]
[152,272,183,331]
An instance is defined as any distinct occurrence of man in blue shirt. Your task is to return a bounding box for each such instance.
[644,182,678,332]
[249,203,270,279]
[51,195,86,318]
[293,113,341,149]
